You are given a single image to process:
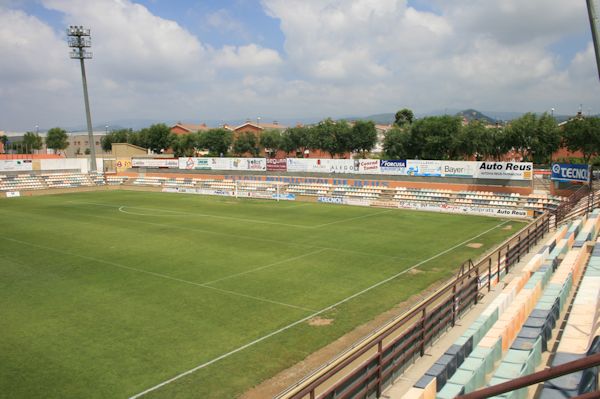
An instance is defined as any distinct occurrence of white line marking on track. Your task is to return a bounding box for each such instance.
[202,249,328,286]
[127,220,510,398]
[0,236,315,313]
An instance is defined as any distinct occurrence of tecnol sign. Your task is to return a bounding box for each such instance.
[551,163,590,183]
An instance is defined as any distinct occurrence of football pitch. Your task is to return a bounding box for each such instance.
[0,190,525,398]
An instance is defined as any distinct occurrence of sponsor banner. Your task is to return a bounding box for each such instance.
[132,158,179,168]
[231,158,266,171]
[550,163,590,183]
[328,159,359,174]
[358,159,380,174]
[406,160,443,177]
[272,193,296,201]
[442,161,476,178]
[209,157,231,170]
[344,198,372,207]
[318,196,344,204]
[474,162,533,180]
[161,187,178,193]
[379,159,407,175]
[179,157,211,170]
[115,159,132,172]
[6,191,20,197]
[266,158,287,172]
[0,159,33,171]
[397,202,532,218]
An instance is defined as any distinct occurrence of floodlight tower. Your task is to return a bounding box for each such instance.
[67,25,97,171]
[587,0,600,82]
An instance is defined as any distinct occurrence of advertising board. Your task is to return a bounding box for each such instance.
[397,202,532,218]
[115,159,132,172]
[406,160,443,177]
[132,158,179,168]
[358,159,380,174]
[550,163,590,183]
[179,157,211,170]
[0,159,33,172]
[328,159,359,174]
[441,161,476,178]
[5,191,20,197]
[474,162,533,180]
[266,158,287,171]
[318,196,344,204]
[379,159,407,175]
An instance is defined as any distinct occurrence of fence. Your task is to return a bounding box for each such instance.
[276,213,551,399]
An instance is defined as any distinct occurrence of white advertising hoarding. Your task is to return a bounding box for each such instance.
[474,162,533,181]
[0,159,33,171]
[132,158,179,168]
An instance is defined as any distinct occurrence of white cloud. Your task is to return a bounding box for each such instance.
[0,0,598,131]
[214,44,282,69]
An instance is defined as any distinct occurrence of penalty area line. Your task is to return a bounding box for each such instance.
[128,219,509,398]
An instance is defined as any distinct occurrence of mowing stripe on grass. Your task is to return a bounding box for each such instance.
[313,209,394,228]
[0,236,316,312]
[202,248,328,286]
[64,204,419,262]
[72,201,313,229]
[128,219,509,399]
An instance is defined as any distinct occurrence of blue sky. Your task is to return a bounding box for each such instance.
[0,0,599,131]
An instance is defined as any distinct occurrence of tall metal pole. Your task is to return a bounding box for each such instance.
[588,0,600,81]
[79,56,97,170]
[67,26,97,171]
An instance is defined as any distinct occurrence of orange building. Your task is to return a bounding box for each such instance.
[170,122,210,136]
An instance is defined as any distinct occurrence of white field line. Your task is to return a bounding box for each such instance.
[202,249,327,286]
[313,209,394,228]
[66,204,418,262]
[128,219,509,399]
[0,236,315,313]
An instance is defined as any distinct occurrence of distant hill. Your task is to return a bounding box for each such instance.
[456,109,497,124]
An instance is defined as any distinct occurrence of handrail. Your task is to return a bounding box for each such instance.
[455,352,600,399]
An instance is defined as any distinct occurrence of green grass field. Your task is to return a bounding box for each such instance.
[0,190,525,398]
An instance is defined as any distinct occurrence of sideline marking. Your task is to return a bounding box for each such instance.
[0,236,315,313]
[127,220,509,398]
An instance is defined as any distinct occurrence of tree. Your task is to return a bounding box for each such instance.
[22,131,43,153]
[453,120,490,160]
[45,127,69,154]
[562,116,600,164]
[350,120,378,156]
[280,126,310,157]
[486,124,510,161]
[409,115,462,159]
[232,132,260,156]
[506,112,560,163]
[383,126,410,158]
[198,128,233,156]
[0,135,8,146]
[143,123,175,154]
[101,129,131,152]
[172,134,198,157]
[260,130,281,157]
[394,108,414,127]
[311,118,352,158]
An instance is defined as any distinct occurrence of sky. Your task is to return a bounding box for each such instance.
[1,0,599,131]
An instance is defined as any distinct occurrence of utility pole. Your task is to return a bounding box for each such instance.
[67,25,97,171]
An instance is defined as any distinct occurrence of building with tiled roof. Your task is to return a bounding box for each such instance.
[170,122,210,135]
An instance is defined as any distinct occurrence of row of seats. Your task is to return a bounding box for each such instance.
[404,210,600,398]
[0,172,108,191]
[541,228,600,397]
[127,176,563,214]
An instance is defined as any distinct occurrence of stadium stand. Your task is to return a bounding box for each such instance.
[401,210,600,399]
